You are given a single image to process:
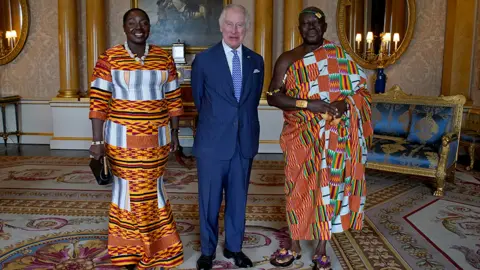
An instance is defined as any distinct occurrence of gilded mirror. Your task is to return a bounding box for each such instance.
[0,0,29,65]
[337,0,416,70]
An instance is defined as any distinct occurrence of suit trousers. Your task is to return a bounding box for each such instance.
[196,143,253,256]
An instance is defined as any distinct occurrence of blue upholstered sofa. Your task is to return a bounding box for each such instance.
[366,85,466,196]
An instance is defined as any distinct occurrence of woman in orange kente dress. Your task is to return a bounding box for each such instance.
[266,7,373,270]
[89,8,184,270]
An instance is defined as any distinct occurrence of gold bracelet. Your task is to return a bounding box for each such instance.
[295,100,308,109]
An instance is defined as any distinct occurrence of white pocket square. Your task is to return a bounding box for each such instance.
[253,69,260,73]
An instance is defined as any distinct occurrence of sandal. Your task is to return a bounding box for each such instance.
[270,248,302,267]
[312,255,331,270]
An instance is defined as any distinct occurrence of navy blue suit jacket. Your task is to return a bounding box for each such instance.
[191,42,265,160]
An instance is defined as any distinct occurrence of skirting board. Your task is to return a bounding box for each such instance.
[0,100,53,145]
[1,99,284,153]
[50,137,92,150]
[49,101,91,150]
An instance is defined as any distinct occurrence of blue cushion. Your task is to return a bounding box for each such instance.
[406,105,453,146]
[446,140,459,169]
[460,130,480,143]
[371,103,411,137]
[368,138,439,169]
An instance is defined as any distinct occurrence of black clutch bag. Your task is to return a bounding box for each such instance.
[89,156,113,185]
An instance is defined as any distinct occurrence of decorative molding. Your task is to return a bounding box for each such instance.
[259,140,280,144]
[21,132,53,136]
[49,105,90,108]
[51,137,92,141]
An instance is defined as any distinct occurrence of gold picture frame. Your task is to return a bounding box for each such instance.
[131,0,231,53]
[0,0,30,65]
[336,0,416,70]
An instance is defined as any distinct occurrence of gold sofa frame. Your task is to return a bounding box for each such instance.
[367,85,466,197]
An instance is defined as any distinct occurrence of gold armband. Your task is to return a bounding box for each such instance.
[267,89,281,96]
[295,100,308,109]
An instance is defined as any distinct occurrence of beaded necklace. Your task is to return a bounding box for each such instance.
[124,41,149,65]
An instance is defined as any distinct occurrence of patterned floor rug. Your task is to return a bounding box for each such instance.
[0,156,479,270]
[457,163,480,182]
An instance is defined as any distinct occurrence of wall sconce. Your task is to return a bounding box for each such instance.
[356,31,402,93]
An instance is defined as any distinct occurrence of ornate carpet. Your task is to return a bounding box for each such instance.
[0,156,479,270]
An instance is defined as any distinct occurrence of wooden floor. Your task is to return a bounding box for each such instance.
[0,144,88,157]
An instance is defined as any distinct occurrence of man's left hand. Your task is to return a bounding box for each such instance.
[330,100,348,118]
[170,131,180,152]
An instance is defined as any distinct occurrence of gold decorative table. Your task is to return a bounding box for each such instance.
[0,95,21,146]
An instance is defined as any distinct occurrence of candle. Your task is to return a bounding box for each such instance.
[11,30,17,47]
[382,33,391,54]
[355,33,362,51]
[393,33,400,51]
[366,31,373,50]
[5,30,17,49]
[5,31,12,49]
[11,30,17,41]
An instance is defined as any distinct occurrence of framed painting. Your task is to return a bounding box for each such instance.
[131,0,232,53]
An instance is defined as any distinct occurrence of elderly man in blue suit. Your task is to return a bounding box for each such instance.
[191,4,264,270]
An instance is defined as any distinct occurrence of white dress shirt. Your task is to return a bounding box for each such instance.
[222,39,243,76]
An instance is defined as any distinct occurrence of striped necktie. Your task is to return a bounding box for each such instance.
[232,49,242,102]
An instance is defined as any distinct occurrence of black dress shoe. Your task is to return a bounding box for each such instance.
[196,254,216,270]
[223,249,253,268]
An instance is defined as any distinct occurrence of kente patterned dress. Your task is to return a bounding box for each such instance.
[89,44,184,268]
[280,40,373,241]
